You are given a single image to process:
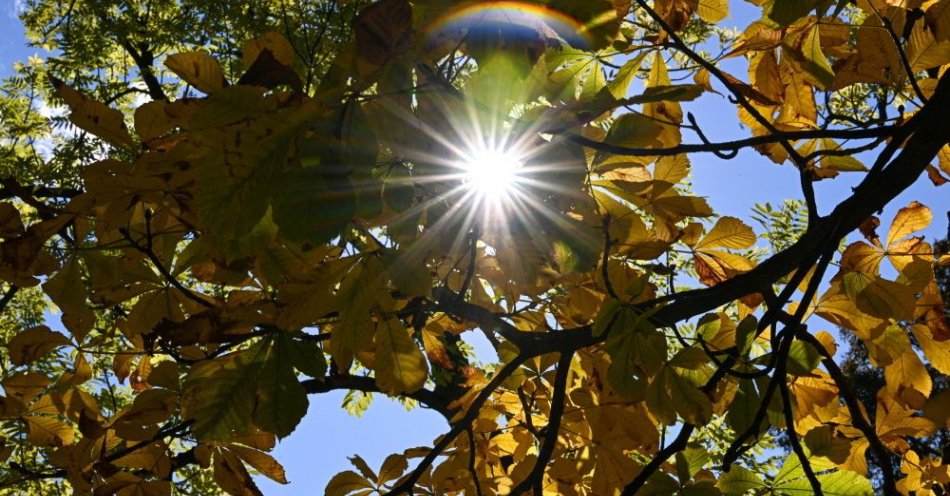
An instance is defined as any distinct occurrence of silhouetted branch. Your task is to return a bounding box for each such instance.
[302,375,455,420]
[797,330,898,494]
[566,126,891,158]
[384,355,529,495]
[509,352,573,496]
[779,372,823,496]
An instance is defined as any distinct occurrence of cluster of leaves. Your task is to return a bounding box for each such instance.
[0,0,949,495]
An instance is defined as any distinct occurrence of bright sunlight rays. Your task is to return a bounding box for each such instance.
[459,146,525,203]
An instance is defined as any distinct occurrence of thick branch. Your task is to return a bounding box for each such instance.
[552,70,950,353]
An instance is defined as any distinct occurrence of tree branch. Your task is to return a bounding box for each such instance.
[301,375,455,420]
[509,352,573,496]
[797,330,898,494]
[566,126,891,159]
[384,355,529,495]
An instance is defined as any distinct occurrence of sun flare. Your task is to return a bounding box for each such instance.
[460,147,524,202]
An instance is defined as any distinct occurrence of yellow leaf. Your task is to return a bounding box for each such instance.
[24,415,74,447]
[113,389,178,440]
[228,445,288,484]
[867,324,910,367]
[887,237,933,290]
[911,324,950,375]
[838,242,884,276]
[2,372,50,408]
[5,325,71,366]
[695,216,756,250]
[691,0,728,23]
[842,271,916,321]
[134,100,174,141]
[164,51,227,94]
[653,154,690,184]
[374,319,428,395]
[876,393,937,448]
[377,453,408,485]
[243,31,296,68]
[928,0,950,43]
[887,202,932,248]
[906,23,950,72]
[884,347,931,409]
[814,282,887,338]
[213,448,262,496]
[50,77,134,148]
[694,250,755,286]
[325,470,375,496]
[112,441,172,478]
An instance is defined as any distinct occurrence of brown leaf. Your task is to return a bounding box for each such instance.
[858,216,881,244]
[5,325,71,366]
[353,0,412,65]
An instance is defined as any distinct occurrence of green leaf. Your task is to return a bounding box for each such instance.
[183,335,309,440]
[194,105,304,258]
[254,334,310,439]
[182,343,267,441]
[774,463,873,495]
[786,340,821,376]
[606,52,648,98]
[594,112,663,163]
[800,25,835,89]
[271,162,355,245]
[675,444,709,483]
[290,338,329,378]
[332,257,388,368]
[623,85,706,105]
[717,465,766,496]
[727,379,761,435]
[735,315,758,356]
[767,0,817,27]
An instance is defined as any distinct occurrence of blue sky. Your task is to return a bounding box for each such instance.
[0,1,948,493]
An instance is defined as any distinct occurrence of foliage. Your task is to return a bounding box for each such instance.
[0,0,949,495]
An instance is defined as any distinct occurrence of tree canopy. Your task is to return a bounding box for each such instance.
[0,0,949,494]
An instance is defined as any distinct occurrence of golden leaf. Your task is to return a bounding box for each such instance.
[694,216,756,251]
[164,51,227,94]
[50,77,134,148]
[375,319,429,395]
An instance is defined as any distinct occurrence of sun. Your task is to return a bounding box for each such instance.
[460,147,525,203]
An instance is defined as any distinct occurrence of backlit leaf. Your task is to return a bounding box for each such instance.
[50,77,135,148]
[842,272,916,321]
[695,216,756,251]
[165,51,227,94]
[375,319,428,395]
